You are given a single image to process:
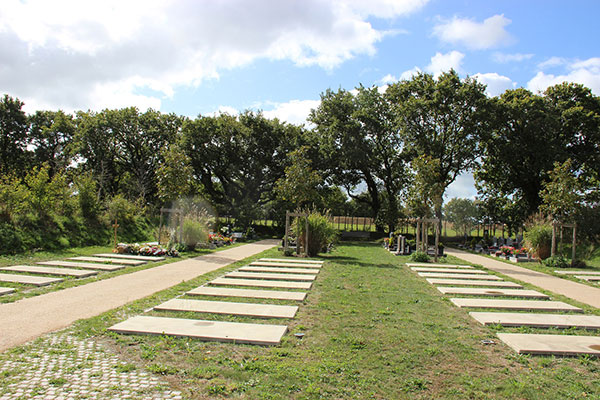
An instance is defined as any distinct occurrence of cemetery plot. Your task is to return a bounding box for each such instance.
[210,278,312,290]
[0,273,63,286]
[69,256,146,266]
[225,271,316,281]
[93,253,166,262]
[260,258,323,264]
[38,260,125,272]
[425,279,522,288]
[417,272,502,280]
[154,298,298,318]
[554,270,600,276]
[497,333,600,356]
[108,315,288,346]
[450,298,582,312]
[435,287,549,299]
[187,287,307,301]
[576,275,600,282]
[411,267,485,274]
[250,261,321,269]
[238,266,318,274]
[470,312,600,329]
[406,263,473,269]
[0,265,97,278]
[0,287,15,296]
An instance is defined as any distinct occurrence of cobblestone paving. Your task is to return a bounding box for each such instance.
[0,335,182,400]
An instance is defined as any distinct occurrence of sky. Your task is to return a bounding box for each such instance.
[1,0,599,201]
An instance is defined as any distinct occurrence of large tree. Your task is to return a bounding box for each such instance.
[28,110,75,177]
[0,94,29,175]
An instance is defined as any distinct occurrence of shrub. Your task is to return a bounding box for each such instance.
[524,223,552,260]
[182,217,208,250]
[411,251,430,262]
[542,255,570,268]
[294,210,337,257]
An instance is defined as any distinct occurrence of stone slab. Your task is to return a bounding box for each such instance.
[0,287,15,296]
[436,287,549,299]
[250,261,321,269]
[554,270,600,276]
[497,333,600,356]
[450,298,582,312]
[226,271,316,281]
[418,272,502,280]
[576,275,600,282]
[69,256,146,266]
[0,273,63,286]
[260,258,323,264]
[0,265,97,278]
[239,266,319,274]
[94,253,166,262]
[37,260,125,271]
[412,267,487,274]
[108,315,287,346]
[426,278,522,288]
[154,298,298,318]
[210,277,312,289]
[187,286,307,301]
[470,312,600,329]
[406,263,473,269]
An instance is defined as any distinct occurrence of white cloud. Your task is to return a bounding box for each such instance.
[0,0,429,113]
[527,57,600,94]
[492,52,533,63]
[399,67,423,80]
[444,172,477,200]
[473,72,516,97]
[426,51,464,77]
[263,99,321,126]
[433,14,513,50]
[537,56,568,70]
[379,74,399,85]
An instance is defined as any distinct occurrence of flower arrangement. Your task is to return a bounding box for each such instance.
[114,242,179,257]
[208,233,234,246]
[500,246,515,256]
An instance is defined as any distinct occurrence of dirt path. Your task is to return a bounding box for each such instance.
[0,240,278,352]
[446,248,600,309]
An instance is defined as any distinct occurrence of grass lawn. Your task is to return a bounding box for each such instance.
[38,241,599,399]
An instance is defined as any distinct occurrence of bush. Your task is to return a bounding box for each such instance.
[182,217,208,250]
[524,223,552,260]
[542,255,570,268]
[411,251,430,262]
[294,210,337,257]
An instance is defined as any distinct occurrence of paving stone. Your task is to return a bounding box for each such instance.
[497,332,600,356]
[210,277,312,289]
[450,298,582,312]
[0,287,16,295]
[411,267,485,274]
[187,286,307,301]
[93,253,166,261]
[576,275,600,281]
[250,261,321,269]
[38,260,125,271]
[260,258,323,264]
[69,257,146,266]
[226,271,316,281]
[470,312,600,329]
[554,270,600,276]
[425,278,522,288]
[0,273,63,286]
[435,287,549,299]
[405,263,473,269]
[108,315,288,345]
[154,298,298,318]
[417,272,502,280]
[239,266,319,274]
[0,265,97,278]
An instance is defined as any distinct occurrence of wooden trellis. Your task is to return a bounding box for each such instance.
[284,211,309,257]
[415,217,441,262]
[551,221,577,265]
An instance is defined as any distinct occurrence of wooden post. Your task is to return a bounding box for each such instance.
[112,219,119,249]
[158,208,163,245]
[434,221,440,262]
[551,221,557,257]
[572,223,577,266]
[305,215,309,257]
[284,211,290,253]
[415,220,421,252]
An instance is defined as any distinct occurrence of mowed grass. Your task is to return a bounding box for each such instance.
[59,242,600,399]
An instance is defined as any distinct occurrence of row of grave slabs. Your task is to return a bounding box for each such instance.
[108,258,324,346]
[0,253,165,296]
[406,262,600,357]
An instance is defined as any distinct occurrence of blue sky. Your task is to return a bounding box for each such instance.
[1,0,599,200]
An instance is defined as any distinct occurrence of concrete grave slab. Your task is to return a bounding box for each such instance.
[260,258,323,264]
[450,298,582,312]
[426,278,522,288]
[470,312,600,329]
[417,272,502,280]
[412,267,487,274]
[108,315,288,346]
[187,286,307,301]
[436,287,549,299]
[406,263,473,269]
[250,261,321,269]
[497,333,600,356]
[0,287,15,296]
[554,270,600,276]
[0,273,63,286]
[94,253,166,261]
[154,298,298,318]
[38,260,125,271]
[226,271,316,281]
[69,256,146,266]
[0,265,97,278]
[210,277,312,290]
[239,266,318,274]
[576,275,600,282]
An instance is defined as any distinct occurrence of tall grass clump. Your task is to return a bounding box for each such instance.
[294,209,338,257]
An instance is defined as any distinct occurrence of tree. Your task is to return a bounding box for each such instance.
[275,146,323,208]
[0,94,29,175]
[388,70,488,227]
[444,197,478,237]
[539,158,582,221]
[28,110,75,176]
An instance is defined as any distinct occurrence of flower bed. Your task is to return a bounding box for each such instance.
[115,243,179,257]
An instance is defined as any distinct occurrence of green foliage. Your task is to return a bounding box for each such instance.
[540,158,582,220]
[542,255,570,268]
[444,197,479,237]
[76,172,101,220]
[275,146,323,208]
[410,251,430,262]
[293,210,338,257]
[181,217,208,250]
[524,223,553,259]
[0,94,29,176]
